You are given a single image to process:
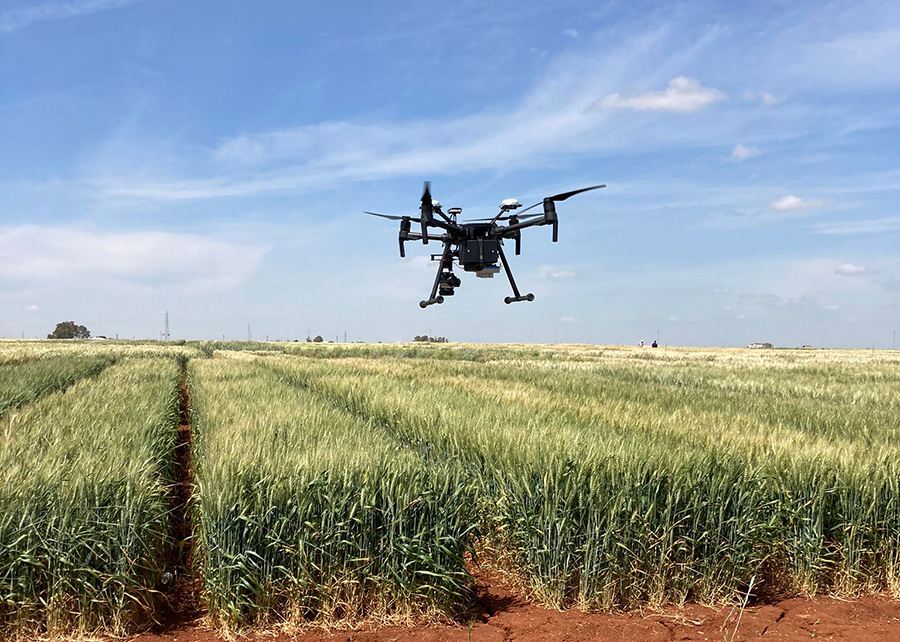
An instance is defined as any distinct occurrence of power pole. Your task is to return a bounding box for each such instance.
[344,330,347,343]
[247,324,251,342]
[164,311,170,341]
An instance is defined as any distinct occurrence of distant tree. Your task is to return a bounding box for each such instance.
[47,321,90,340]
[413,334,448,343]
[313,335,324,343]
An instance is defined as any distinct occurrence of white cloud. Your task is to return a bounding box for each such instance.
[0,226,265,290]
[536,265,576,279]
[590,76,726,113]
[834,263,870,276]
[770,195,832,211]
[560,316,578,324]
[760,92,785,106]
[563,28,579,38]
[814,215,900,235]
[0,0,145,33]
[24,304,40,312]
[742,90,785,106]
[730,144,761,162]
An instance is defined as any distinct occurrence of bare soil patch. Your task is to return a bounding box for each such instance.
[126,569,900,642]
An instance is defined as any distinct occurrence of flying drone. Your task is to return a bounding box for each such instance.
[365,182,605,308]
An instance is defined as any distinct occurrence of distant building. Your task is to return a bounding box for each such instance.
[747,342,773,349]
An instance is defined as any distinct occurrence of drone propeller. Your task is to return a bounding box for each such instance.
[420,181,434,245]
[364,211,421,222]
[516,184,607,215]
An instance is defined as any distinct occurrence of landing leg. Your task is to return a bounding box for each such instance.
[420,242,452,308]
[498,245,534,304]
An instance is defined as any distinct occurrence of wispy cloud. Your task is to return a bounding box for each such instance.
[834,263,871,276]
[771,195,832,211]
[589,77,726,113]
[535,266,576,279]
[0,226,265,290]
[563,28,579,39]
[814,215,900,235]
[24,304,40,312]
[0,0,145,33]
[100,31,747,202]
[730,144,761,162]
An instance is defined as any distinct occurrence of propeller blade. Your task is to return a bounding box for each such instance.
[464,213,543,223]
[364,211,420,222]
[515,201,543,215]
[513,184,607,216]
[549,184,606,202]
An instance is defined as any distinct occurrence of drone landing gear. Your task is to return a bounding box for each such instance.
[498,245,534,304]
[421,243,455,309]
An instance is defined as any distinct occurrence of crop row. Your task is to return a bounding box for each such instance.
[2,343,899,635]
[188,356,479,628]
[264,353,900,607]
[0,357,182,635]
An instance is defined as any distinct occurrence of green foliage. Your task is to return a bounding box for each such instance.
[413,335,448,343]
[189,357,480,628]
[268,346,900,608]
[0,355,115,417]
[0,358,182,636]
[47,321,91,339]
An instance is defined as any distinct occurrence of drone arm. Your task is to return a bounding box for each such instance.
[497,215,547,235]
[423,217,460,234]
[407,231,449,242]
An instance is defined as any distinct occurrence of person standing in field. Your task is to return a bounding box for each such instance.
[638,340,644,347]
[652,340,658,348]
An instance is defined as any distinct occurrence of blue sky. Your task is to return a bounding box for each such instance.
[1,0,898,346]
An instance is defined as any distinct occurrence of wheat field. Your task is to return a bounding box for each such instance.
[1,340,898,634]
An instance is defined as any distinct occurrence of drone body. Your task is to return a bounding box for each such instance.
[366,182,605,308]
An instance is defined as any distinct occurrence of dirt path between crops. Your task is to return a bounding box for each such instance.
[150,370,203,632]
[128,568,900,642]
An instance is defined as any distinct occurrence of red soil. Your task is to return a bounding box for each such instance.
[131,573,900,642]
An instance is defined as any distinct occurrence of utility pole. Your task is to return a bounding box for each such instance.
[164,311,170,341]
[344,330,347,343]
[247,324,251,342]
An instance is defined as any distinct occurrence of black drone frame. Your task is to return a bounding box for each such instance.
[366,182,605,308]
